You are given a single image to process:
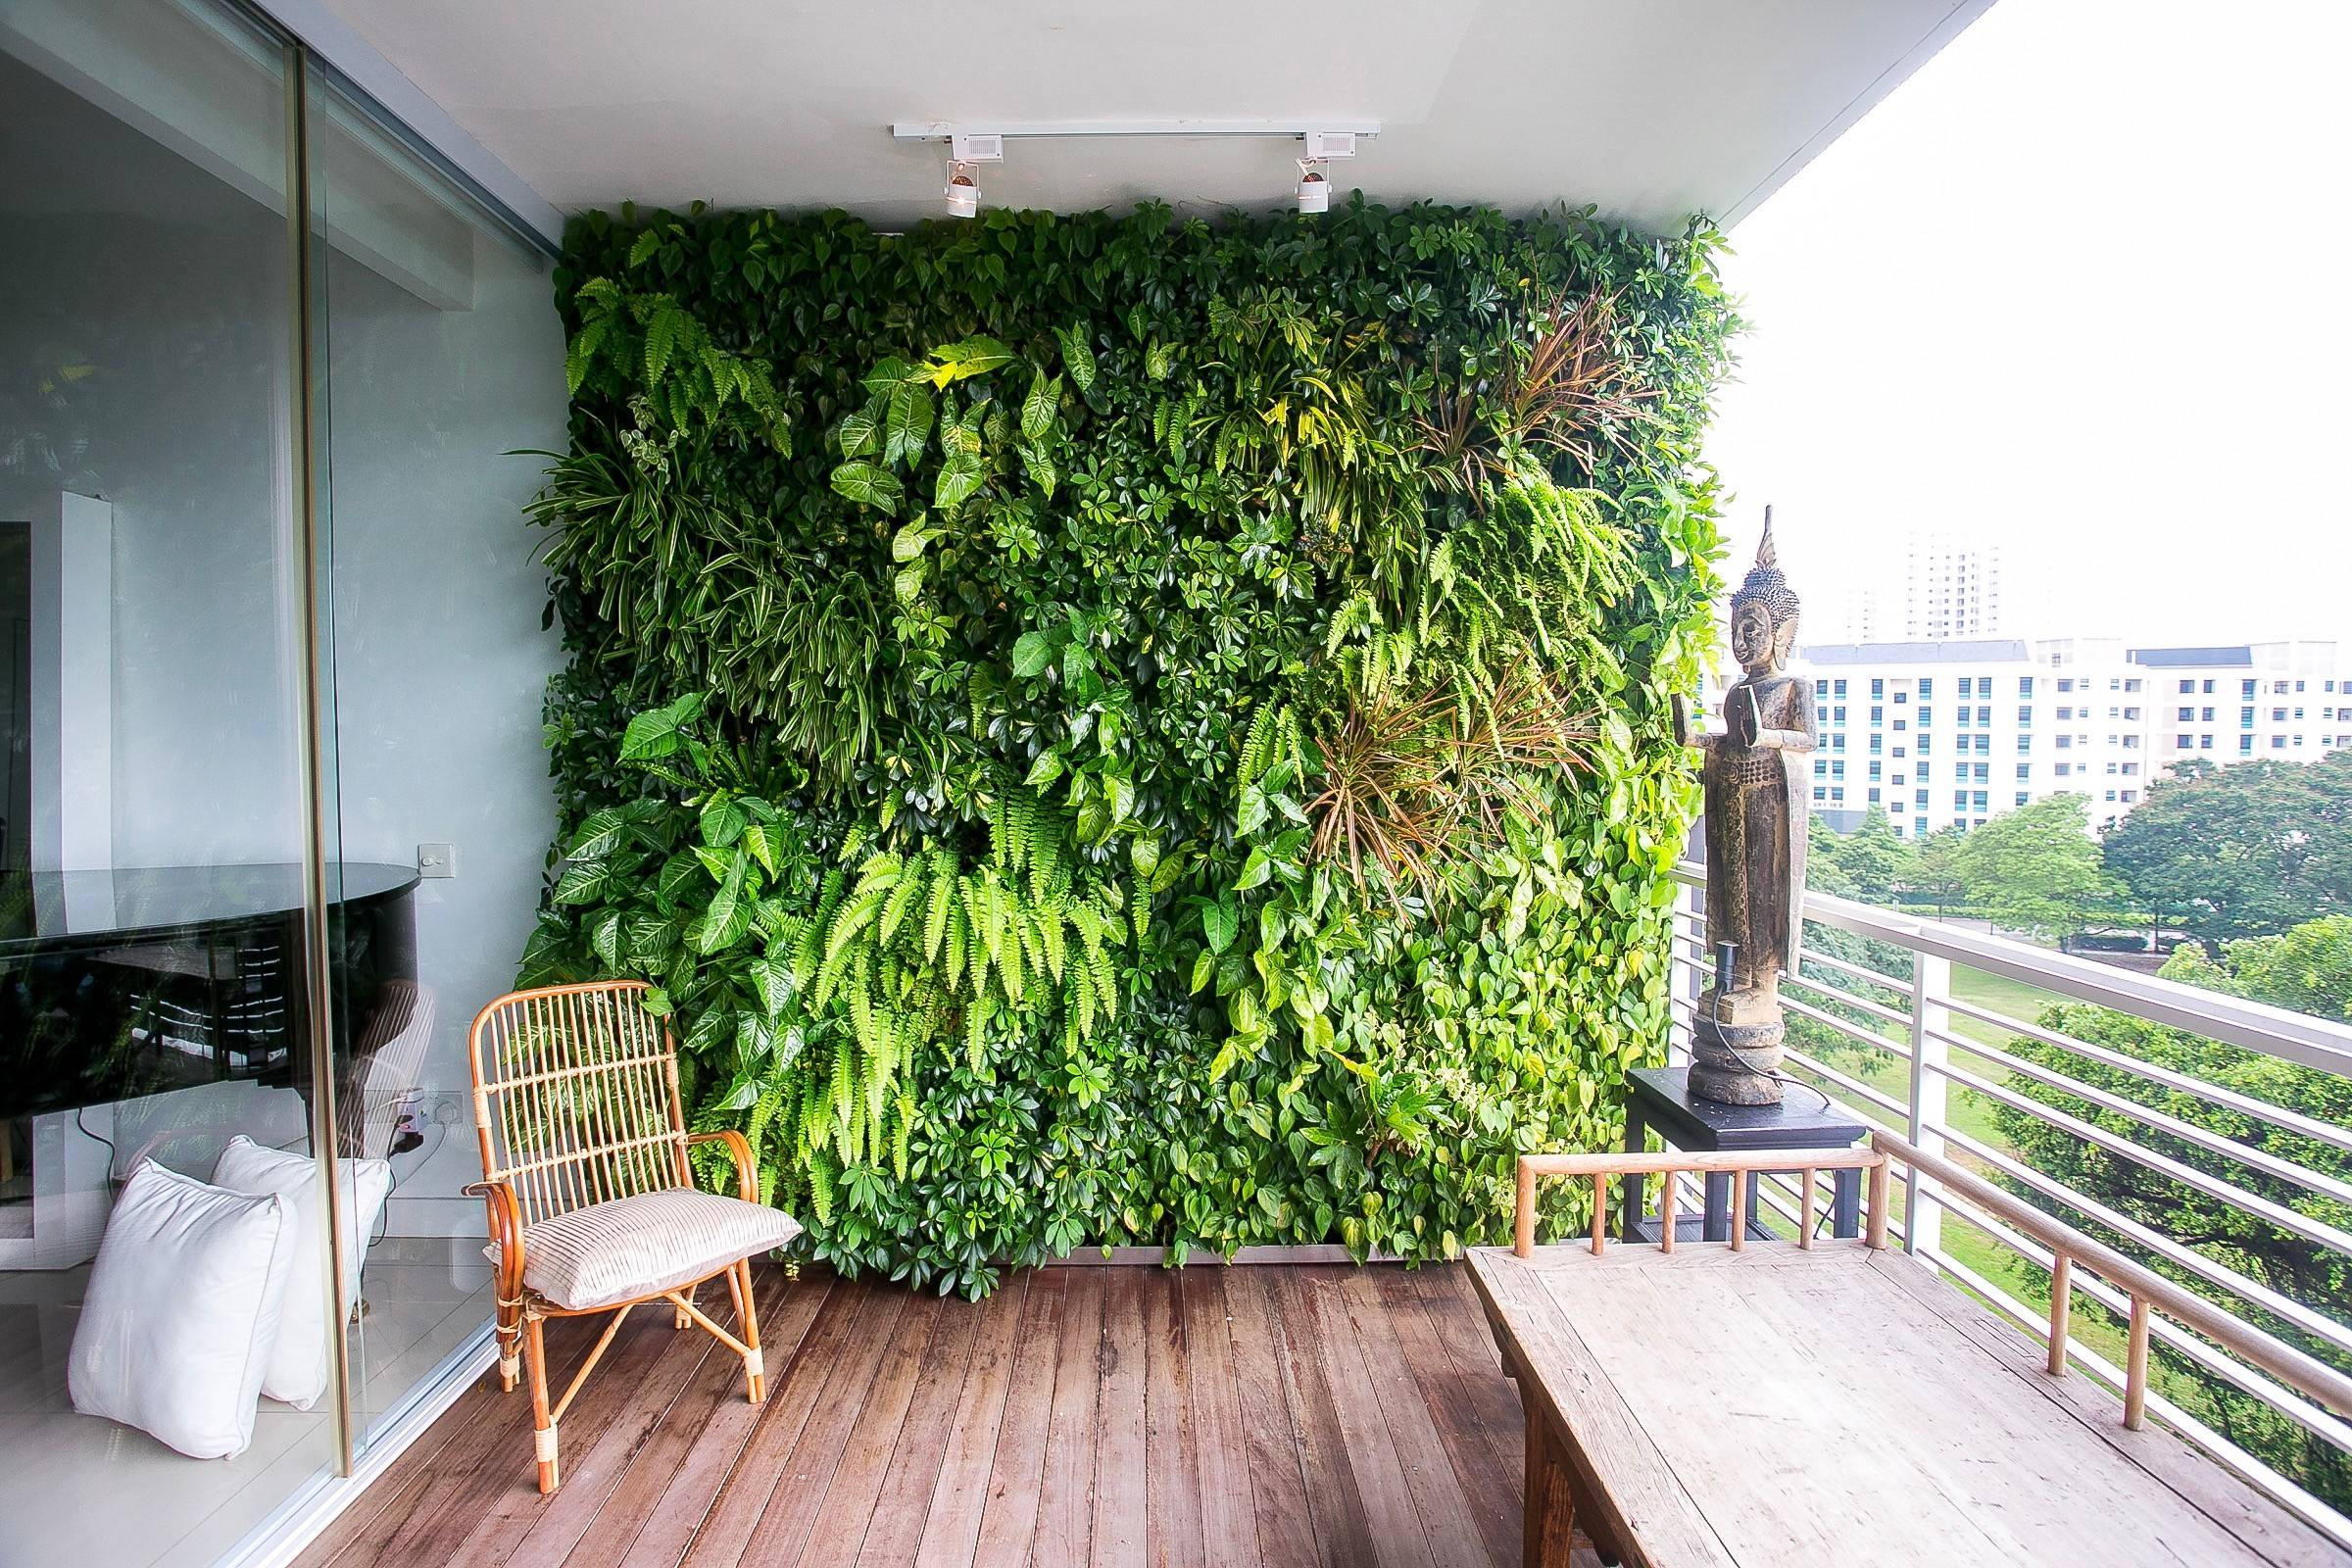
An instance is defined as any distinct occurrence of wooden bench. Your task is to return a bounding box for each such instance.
[1467,1130,2352,1568]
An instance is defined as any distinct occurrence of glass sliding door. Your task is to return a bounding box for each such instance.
[0,0,340,1562]
[304,67,567,1455]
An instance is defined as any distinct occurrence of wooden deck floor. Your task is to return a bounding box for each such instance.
[295,1260,1598,1568]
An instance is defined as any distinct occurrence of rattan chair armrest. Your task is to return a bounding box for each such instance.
[685,1129,760,1204]
[466,1177,526,1287]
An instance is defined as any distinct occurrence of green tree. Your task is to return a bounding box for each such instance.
[1810,805,1905,905]
[2103,754,2352,945]
[1951,793,2120,946]
[1906,823,1970,920]
[1990,920,2352,1509]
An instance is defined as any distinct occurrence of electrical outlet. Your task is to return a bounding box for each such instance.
[416,842,459,879]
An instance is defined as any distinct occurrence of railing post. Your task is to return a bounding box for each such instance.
[1905,949,1951,1256]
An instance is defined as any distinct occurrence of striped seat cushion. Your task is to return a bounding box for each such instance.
[509,1188,802,1311]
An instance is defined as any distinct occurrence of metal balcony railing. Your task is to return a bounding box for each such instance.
[1664,865,2352,1547]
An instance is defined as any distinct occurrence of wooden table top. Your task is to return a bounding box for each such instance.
[1466,1242,2345,1568]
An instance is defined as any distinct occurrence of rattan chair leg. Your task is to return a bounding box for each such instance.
[736,1259,767,1403]
[524,1314,559,1494]
[674,1280,693,1330]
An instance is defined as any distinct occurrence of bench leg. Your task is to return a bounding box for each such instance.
[1524,1405,1579,1568]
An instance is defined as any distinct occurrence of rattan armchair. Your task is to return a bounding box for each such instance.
[466,980,800,1493]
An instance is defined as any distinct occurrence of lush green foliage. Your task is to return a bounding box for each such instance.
[1990,926,2352,1508]
[2105,754,2352,945]
[522,200,1739,1296]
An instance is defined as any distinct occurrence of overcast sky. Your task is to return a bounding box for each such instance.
[1705,0,2352,651]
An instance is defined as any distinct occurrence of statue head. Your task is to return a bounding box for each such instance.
[1728,509,1800,676]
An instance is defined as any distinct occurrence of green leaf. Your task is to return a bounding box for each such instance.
[701,798,747,848]
[590,909,622,969]
[922,335,1015,387]
[566,808,627,861]
[627,229,661,267]
[1235,848,1273,892]
[837,410,880,459]
[934,450,985,513]
[829,460,903,514]
[1202,898,1240,956]
[741,821,780,876]
[1024,751,1065,788]
[884,381,935,466]
[1019,443,1056,500]
[552,859,611,906]
[891,522,932,562]
[621,706,684,760]
[1020,371,1060,442]
[1011,631,1055,678]
[1057,324,1097,393]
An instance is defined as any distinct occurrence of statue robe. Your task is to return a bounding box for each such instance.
[1699,671,1814,990]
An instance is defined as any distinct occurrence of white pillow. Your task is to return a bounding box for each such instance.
[213,1137,393,1410]
[69,1162,295,1459]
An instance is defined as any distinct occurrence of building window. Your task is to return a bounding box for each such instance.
[2202,707,2215,721]
[1894,690,1908,705]
[2055,735,2072,750]
[2126,679,2142,693]
[2123,762,2139,776]
[1917,735,1933,754]
[2243,679,2258,697]
[1816,679,1829,697]
[2178,678,2195,694]
[1870,734,1883,755]
[1915,789,1929,808]
[2055,762,2072,776]
[2200,735,2214,750]
[2056,706,2073,720]
[1870,705,1884,724]
[2105,790,2118,802]
[1872,678,1885,698]
[2242,708,2255,727]
[1832,732,1847,751]
[1813,759,1828,776]
[2122,736,2138,750]
[1833,705,1846,723]
[2123,708,2139,721]
[1869,760,1883,780]
[1832,760,1845,779]
[2295,707,2306,719]
[2016,763,2031,781]
[2177,733,2193,747]
[1953,791,1969,809]
[2241,735,2255,754]
[2122,790,2138,805]
[1956,709,1971,729]
[2276,680,2291,694]
[1869,787,1882,803]
[1918,707,1934,726]
[1835,679,1848,697]
[2017,735,2033,754]
[2016,791,2031,807]
[1813,786,1827,800]
[2177,707,2194,721]
[1974,791,1989,809]
[2019,676,2034,697]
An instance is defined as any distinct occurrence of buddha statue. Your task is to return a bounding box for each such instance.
[1673,511,1816,1103]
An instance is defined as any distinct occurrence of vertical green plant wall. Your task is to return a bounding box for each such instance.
[523,199,1739,1297]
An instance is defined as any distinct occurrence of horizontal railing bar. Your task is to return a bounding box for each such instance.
[1782,969,1916,1030]
[1929,992,2352,1156]
[1777,997,1914,1064]
[1912,1244,2352,1552]
[1921,1028,2352,1209]
[1931,1061,2352,1260]
[1794,944,1916,993]
[1924,1188,2352,1452]
[1674,863,2352,1077]
[1923,1118,2352,1358]
[1779,1046,1910,1120]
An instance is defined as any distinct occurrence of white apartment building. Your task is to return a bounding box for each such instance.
[1792,638,2352,839]
[1903,531,2003,640]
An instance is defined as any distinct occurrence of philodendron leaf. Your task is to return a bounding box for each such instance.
[830,460,903,514]
[923,335,1014,387]
[1019,443,1056,500]
[934,450,986,513]
[1056,324,1096,393]
[1021,371,1060,441]
[837,410,880,459]
[884,381,935,466]
[891,521,932,561]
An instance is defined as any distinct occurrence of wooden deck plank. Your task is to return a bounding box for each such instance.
[1091,1269,1150,1568]
[1373,1271,1520,1568]
[1273,1269,1414,1568]
[294,1262,1561,1568]
[1218,1266,1322,1568]
[1177,1272,1261,1567]
[850,1279,982,1567]
[794,1291,948,1568]
[1340,1270,1495,1568]
[969,1270,1065,1568]
[1030,1267,1104,1567]
[614,1270,835,1568]
[682,1278,906,1567]
[1140,1271,1205,1568]
[914,1274,1031,1567]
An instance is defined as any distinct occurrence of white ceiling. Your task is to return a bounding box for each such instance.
[318,0,1993,235]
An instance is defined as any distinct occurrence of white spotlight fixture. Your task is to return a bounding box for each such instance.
[944,131,1003,219]
[1296,160,1329,215]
